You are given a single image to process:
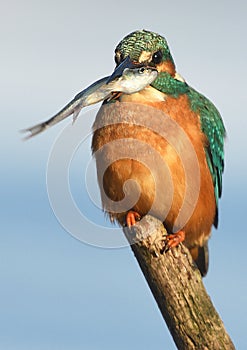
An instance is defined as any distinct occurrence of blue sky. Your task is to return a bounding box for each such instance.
[1,0,247,349]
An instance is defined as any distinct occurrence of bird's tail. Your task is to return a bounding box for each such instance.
[189,243,209,277]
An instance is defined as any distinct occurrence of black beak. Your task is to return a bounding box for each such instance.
[106,56,137,84]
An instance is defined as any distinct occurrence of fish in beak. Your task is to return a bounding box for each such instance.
[21,61,157,140]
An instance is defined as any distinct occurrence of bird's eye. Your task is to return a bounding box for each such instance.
[152,50,163,64]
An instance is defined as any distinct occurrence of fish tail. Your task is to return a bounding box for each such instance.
[20,121,49,140]
[21,99,81,140]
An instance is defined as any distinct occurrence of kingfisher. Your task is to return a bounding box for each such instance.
[92,29,226,276]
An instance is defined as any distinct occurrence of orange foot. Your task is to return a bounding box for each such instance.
[126,211,141,228]
[165,230,185,250]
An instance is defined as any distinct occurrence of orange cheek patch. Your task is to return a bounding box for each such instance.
[157,61,176,76]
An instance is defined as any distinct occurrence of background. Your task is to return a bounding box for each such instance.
[1,0,246,349]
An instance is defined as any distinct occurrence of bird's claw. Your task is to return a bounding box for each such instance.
[161,230,185,253]
[126,211,141,228]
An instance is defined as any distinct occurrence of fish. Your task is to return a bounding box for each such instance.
[21,67,158,139]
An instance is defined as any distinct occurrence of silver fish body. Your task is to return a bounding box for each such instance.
[22,67,157,139]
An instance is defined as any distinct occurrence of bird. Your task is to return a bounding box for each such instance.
[92,29,226,276]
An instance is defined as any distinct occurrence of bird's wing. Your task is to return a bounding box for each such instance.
[188,88,226,228]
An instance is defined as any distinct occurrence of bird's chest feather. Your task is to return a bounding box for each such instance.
[92,87,215,239]
[93,86,208,155]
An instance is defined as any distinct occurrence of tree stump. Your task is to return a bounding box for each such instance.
[123,215,235,350]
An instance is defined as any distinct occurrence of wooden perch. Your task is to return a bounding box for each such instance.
[123,215,235,350]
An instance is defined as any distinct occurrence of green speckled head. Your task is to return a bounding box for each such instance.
[115,30,175,67]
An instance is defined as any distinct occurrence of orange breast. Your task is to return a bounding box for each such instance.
[92,89,216,248]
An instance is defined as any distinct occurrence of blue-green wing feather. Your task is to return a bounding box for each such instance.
[188,88,226,227]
